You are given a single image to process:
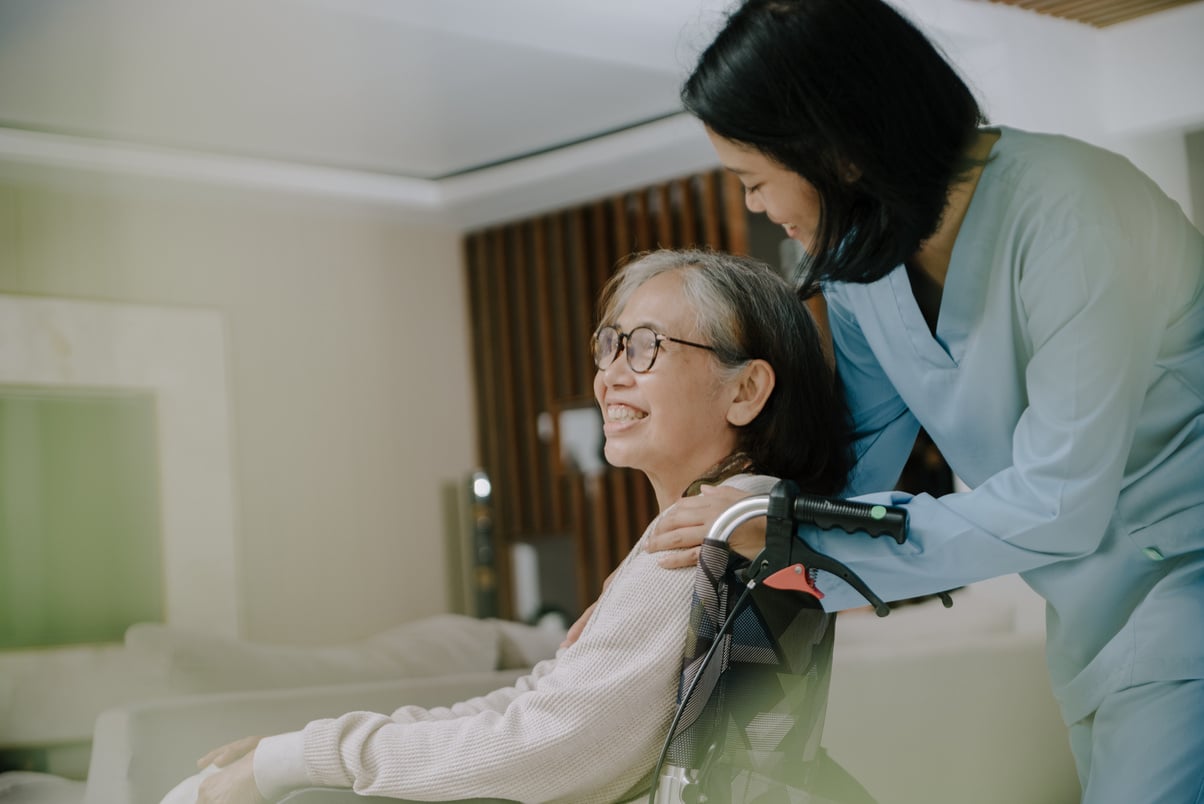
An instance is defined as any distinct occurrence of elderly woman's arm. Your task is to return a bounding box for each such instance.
[258,546,695,803]
[260,473,776,804]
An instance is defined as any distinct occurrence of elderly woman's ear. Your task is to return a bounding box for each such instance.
[725,360,775,427]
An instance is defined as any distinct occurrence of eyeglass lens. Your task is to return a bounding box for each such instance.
[593,326,660,372]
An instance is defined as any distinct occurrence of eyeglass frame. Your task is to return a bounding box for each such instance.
[591,324,717,374]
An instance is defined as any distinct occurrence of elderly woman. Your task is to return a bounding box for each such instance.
[179,248,852,804]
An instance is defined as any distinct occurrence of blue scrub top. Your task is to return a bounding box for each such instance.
[810,126,1204,725]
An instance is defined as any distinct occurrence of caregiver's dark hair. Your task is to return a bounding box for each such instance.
[598,249,853,496]
[682,0,986,288]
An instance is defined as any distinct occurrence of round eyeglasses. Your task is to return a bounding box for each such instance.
[591,325,716,374]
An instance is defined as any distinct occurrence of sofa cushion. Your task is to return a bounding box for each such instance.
[0,771,85,804]
[491,618,565,669]
[0,642,171,747]
[124,614,501,695]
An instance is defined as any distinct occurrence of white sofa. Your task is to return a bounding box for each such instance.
[2,579,1081,804]
[0,614,558,804]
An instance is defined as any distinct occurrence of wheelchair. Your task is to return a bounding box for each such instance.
[651,479,911,804]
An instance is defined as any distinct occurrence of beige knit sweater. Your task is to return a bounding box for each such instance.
[254,474,777,804]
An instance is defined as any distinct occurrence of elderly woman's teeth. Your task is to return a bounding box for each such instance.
[607,405,647,422]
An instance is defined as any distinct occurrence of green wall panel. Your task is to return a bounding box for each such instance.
[0,387,163,649]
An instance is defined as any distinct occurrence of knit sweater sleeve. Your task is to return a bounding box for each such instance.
[385,656,560,723]
[293,474,777,804]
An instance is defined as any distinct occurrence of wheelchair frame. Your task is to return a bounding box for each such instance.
[652,480,909,804]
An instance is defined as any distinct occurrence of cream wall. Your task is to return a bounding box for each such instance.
[902,0,1204,224]
[0,176,475,644]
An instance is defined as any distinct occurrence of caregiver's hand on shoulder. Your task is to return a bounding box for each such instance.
[198,736,264,769]
[195,752,266,804]
[647,485,766,567]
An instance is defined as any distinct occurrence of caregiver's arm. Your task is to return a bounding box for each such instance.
[810,206,1169,610]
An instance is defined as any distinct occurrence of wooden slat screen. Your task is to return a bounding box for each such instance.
[464,170,748,618]
[986,0,1199,26]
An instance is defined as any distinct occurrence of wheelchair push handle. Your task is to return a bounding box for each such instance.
[786,494,907,544]
[703,483,908,546]
[705,480,908,617]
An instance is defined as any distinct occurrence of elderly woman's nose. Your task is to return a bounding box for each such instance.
[600,353,635,383]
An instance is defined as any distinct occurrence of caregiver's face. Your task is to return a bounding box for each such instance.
[592,270,740,509]
[706,127,822,251]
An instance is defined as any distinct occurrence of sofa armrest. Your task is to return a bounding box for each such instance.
[85,669,526,804]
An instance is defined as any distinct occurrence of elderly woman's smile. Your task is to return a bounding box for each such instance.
[605,404,647,424]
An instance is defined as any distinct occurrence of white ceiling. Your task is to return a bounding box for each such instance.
[0,0,732,178]
[1,0,1201,229]
[0,0,738,226]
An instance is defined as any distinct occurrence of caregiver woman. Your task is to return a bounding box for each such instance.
[645,0,1204,800]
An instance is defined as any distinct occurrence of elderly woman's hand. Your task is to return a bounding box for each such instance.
[560,601,596,648]
[195,752,266,804]
[646,485,766,567]
[198,736,264,770]
[561,563,621,648]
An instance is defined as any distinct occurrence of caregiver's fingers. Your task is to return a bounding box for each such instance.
[648,485,751,553]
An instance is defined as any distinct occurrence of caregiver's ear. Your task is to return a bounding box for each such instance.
[726,359,775,427]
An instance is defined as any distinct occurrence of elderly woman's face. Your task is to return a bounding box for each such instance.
[593,270,742,508]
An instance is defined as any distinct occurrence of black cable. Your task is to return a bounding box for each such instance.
[647,577,759,804]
